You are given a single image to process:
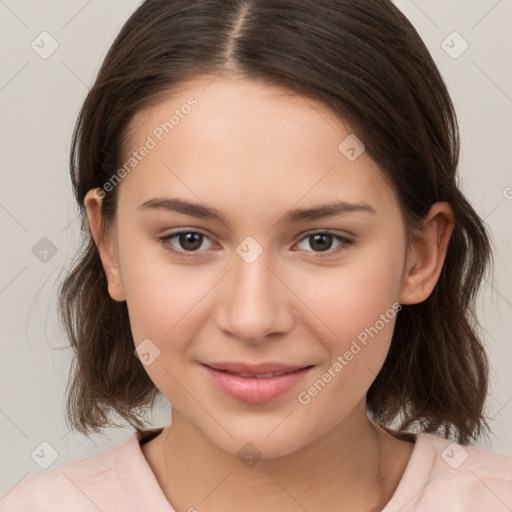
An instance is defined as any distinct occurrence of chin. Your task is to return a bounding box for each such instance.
[201,418,317,463]
[225,435,307,463]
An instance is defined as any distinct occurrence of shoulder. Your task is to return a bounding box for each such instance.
[386,433,512,512]
[0,433,140,512]
[423,432,512,479]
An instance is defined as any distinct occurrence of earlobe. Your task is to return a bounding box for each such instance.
[84,189,126,302]
[399,202,455,305]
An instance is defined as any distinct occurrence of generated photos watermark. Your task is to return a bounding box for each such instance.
[95,96,198,199]
[297,302,402,405]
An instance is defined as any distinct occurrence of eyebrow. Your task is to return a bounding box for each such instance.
[138,197,377,226]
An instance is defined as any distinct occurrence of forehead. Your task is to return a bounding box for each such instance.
[119,76,398,217]
[129,75,355,154]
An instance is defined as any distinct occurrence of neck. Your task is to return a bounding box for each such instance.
[147,401,411,512]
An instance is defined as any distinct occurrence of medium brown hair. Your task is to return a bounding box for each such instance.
[59,0,493,444]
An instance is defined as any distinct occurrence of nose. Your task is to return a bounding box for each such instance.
[215,248,295,343]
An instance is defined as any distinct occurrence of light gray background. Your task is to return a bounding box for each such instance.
[1,0,511,495]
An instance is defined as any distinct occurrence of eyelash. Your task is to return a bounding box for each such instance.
[158,229,354,260]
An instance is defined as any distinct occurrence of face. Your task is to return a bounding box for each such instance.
[86,75,442,459]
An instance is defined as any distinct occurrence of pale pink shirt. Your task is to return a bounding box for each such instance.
[1,428,511,511]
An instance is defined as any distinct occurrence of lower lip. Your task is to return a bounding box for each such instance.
[201,364,313,404]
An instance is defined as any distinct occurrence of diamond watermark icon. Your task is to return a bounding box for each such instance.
[441,442,469,469]
[441,31,469,59]
[31,32,59,59]
[32,237,58,263]
[237,442,262,468]
[134,338,161,366]
[31,441,59,469]
[236,236,263,264]
[338,134,365,161]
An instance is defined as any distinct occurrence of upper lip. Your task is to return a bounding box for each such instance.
[202,362,312,375]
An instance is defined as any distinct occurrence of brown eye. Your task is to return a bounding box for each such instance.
[159,230,214,258]
[177,232,203,251]
[309,233,334,252]
[295,231,353,258]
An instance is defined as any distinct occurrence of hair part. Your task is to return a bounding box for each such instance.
[59,0,493,444]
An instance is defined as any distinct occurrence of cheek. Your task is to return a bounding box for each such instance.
[120,249,209,400]
[292,241,404,400]
[119,229,215,332]
[295,271,400,423]
[118,239,198,344]
[297,243,403,343]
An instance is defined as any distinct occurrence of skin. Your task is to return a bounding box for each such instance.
[85,75,455,511]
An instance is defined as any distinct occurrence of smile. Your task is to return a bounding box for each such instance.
[201,362,314,403]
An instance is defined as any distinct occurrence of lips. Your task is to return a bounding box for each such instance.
[201,361,314,403]
[203,361,310,378]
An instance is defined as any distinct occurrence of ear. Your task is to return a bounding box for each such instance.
[399,201,455,305]
[84,189,126,302]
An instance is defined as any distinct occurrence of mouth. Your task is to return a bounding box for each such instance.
[222,370,295,379]
[200,362,315,403]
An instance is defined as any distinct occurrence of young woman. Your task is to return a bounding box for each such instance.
[2,0,511,510]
